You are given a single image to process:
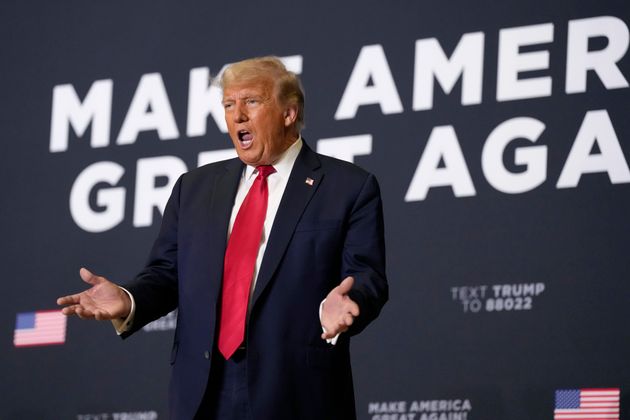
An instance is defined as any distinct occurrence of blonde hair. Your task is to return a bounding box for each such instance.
[219,56,305,131]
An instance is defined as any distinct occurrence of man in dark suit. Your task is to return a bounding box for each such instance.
[57,56,388,420]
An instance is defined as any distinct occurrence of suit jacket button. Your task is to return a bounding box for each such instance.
[204,351,210,360]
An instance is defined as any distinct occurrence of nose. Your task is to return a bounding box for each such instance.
[233,102,248,123]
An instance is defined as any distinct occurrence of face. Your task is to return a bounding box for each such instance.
[223,77,298,166]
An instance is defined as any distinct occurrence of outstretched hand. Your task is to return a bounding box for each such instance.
[57,268,131,321]
[321,276,360,340]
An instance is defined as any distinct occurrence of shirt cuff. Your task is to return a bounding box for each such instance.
[111,287,136,335]
[319,299,340,345]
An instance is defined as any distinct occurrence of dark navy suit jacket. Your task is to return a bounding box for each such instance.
[122,142,388,419]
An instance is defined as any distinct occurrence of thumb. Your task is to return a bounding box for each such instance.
[336,276,354,295]
[79,267,101,286]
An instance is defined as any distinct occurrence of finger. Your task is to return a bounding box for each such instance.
[342,313,354,326]
[347,300,360,317]
[79,267,101,286]
[335,276,354,295]
[74,307,85,319]
[321,323,338,339]
[75,306,95,320]
[61,305,80,315]
[57,294,81,305]
[321,328,338,340]
[336,322,349,334]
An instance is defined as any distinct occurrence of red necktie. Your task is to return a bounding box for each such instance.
[218,165,276,359]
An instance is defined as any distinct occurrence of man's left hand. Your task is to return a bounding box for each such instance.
[321,276,360,340]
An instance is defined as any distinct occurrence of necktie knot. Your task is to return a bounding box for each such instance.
[256,165,276,179]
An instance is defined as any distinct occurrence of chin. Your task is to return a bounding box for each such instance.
[236,153,261,166]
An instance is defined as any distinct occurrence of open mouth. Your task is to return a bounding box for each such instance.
[238,130,253,148]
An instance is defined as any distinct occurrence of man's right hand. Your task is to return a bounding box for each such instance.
[57,267,131,321]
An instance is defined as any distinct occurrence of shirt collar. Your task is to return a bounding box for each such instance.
[243,137,303,181]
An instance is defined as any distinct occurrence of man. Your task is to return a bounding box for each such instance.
[58,56,388,420]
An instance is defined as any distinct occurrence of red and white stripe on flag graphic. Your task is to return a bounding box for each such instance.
[554,388,620,420]
[13,310,67,347]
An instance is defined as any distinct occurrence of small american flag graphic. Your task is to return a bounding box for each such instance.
[554,388,620,420]
[13,310,67,347]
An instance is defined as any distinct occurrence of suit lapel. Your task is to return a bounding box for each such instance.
[251,143,323,307]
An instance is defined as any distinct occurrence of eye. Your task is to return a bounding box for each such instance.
[223,102,234,110]
[246,98,259,106]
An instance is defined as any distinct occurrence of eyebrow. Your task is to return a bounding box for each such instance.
[222,93,268,103]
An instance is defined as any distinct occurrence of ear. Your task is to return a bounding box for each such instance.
[283,104,298,127]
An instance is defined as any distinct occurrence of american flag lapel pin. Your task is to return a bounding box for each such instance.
[305,177,314,186]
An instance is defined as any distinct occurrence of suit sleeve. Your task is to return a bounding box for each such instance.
[342,173,388,336]
[120,175,183,338]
